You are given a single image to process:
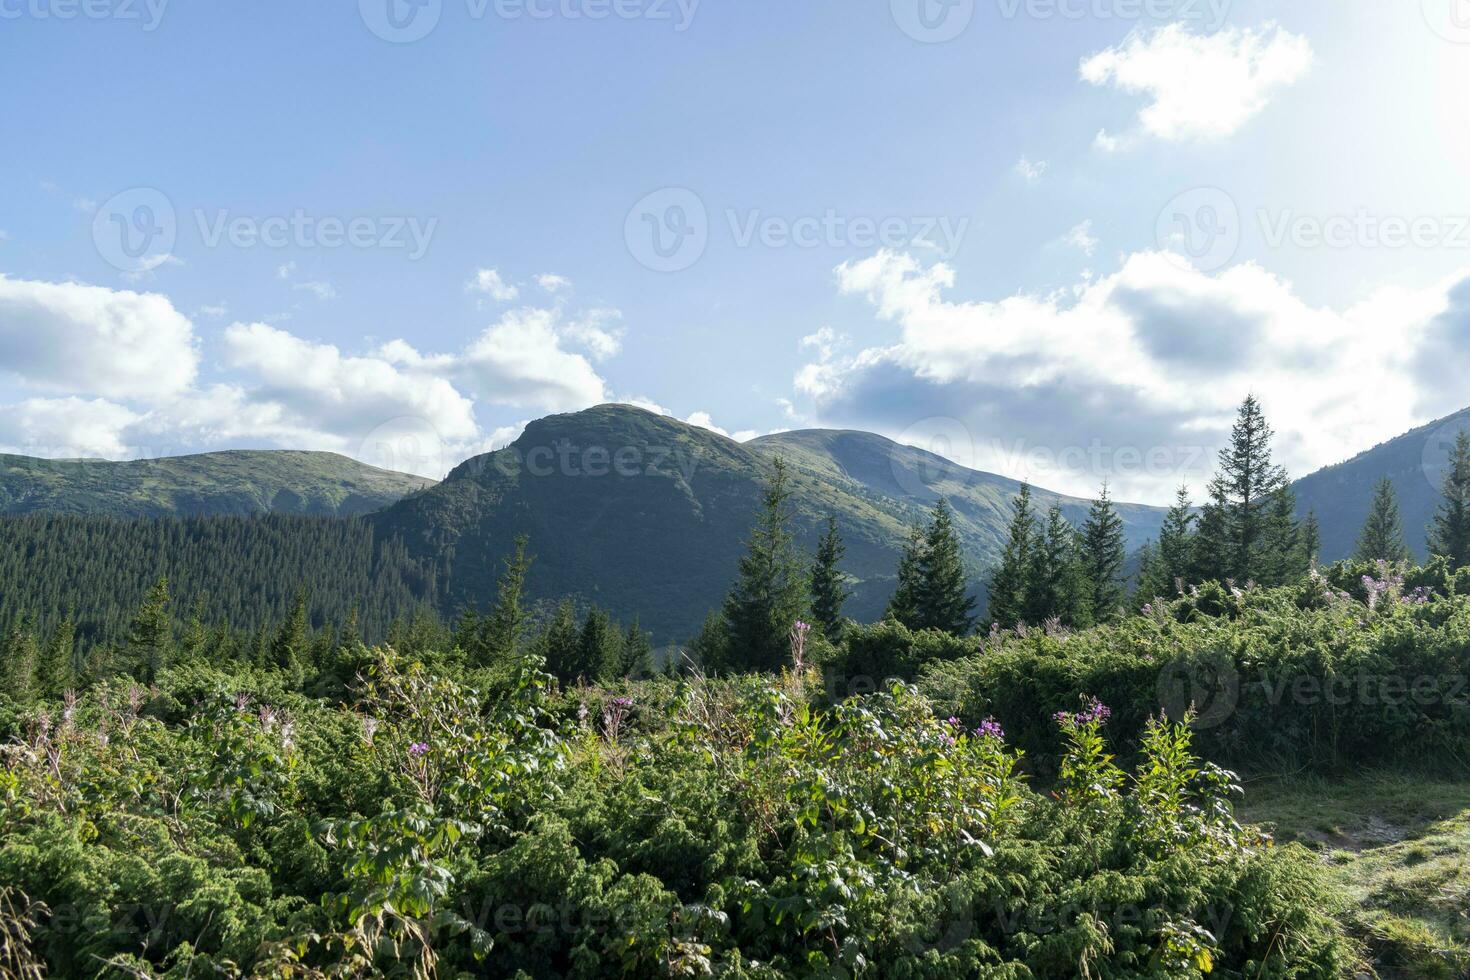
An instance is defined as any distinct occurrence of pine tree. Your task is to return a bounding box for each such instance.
[480,535,533,667]
[1025,506,1092,628]
[1429,431,1470,569]
[810,515,852,640]
[1199,396,1294,583]
[538,600,581,684]
[452,606,485,663]
[180,600,209,664]
[687,610,728,674]
[1261,486,1304,586]
[885,522,926,628]
[37,617,76,698]
[722,458,808,672]
[617,618,655,678]
[915,498,976,634]
[1080,483,1126,621]
[570,607,616,683]
[1300,510,1322,570]
[2,619,39,701]
[1139,486,1196,599]
[987,484,1037,629]
[1355,478,1410,564]
[272,587,310,682]
[127,577,173,685]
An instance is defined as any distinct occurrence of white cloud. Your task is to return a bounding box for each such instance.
[685,411,760,442]
[0,276,198,400]
[0,397,141,458]
[1080,23,1313,143]
[466,268,519,303]
[536,273,572,293]
[1014,157,1047,184]
[293,280,337,301]
[800,326,847,361]
[560,308,623,361]
[1063,220,1099,257]
[798,249,1450,502]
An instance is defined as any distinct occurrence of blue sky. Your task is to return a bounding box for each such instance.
[4,0,1470,503]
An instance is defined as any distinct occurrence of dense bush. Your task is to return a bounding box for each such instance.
[921,562,1470,772]
[0,648,1355,978]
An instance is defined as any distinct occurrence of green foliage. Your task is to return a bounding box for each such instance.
[723,458,809,673]
[1356,477,1411,564]
[1137,486,1196,602]
[808,515,852,641]
[1430,430,1470,569]
[987,483,1036,630]
[1080,483,1127,621]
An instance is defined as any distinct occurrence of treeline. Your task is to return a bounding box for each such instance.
[0,514,437,644]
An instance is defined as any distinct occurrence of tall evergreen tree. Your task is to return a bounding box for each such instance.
[885,522,926,628]
[127,577,173,685]
[1355,478,1410,564]
[37,617,76,699]
[987,484,1037,629]
[723,457,808,672]
[617,618,654,678]
[1080,483,1126,621]
[1197,396,1294,584]
[1429,431,1470,569]
[1025,506,1092,628]
[810,515,852,640]
[915,498,976,634]
[2,619,39,701]
[538,600,582,684]
[1261,486,1304,586]
[571,607,617,683]
[272,587,311,681]
[1139,486,1196,600]
[479,535,533,667]
[1299,510,1322,570]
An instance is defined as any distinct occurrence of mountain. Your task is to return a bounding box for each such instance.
[0,450,435,518]
[1293,406,1470,562]
[372,405,1169,641]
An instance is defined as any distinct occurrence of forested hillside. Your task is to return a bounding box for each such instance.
[0,450,433,518]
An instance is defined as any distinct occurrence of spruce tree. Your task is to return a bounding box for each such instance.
[722,457,808,672]
[810,515,852,640]
[915,498,976,634]
[1429,431,1470,569]
[617,618,655,678]
[1261,486,1304,586]
[127,577,173,685]
[538,600,581,684]
[1025,506,1092,628]
[480,535,533,667]
[687,610,729,674]
[572,607,616,683]
[986,484,1036,629]
[1299,510,1322,569]
[1356,479,1410,564]
[2,619,39,701]
[37,617,76,699]
[272,587,310,681]
[1200,395,1294,583]
[1080,483,1126,621]
[1139,486,1196,599]
[885,522,926,628]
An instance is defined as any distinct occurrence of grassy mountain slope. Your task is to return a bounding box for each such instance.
[373,406,1169,641]
[0,450,435,518]
[1293,406,1470,561]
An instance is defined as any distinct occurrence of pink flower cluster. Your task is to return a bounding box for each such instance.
[1054,696,1111,728]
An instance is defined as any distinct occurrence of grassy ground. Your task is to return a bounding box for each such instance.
[1241,772,1470,979]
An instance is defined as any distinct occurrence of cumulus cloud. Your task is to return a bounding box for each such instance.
[0,397,141,458]
[797,249,1447,503]
[1014,157,1047,184]
[0,276,198,400]
[1080,23,1313,143]
[536,273,572,293]
[1063,220,1099,257]
[466,268,519,303]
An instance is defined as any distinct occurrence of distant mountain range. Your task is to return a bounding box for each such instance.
[1,403,1465,640]
[0,450,435,518]
[1293,406,1470,561]
[370,405,1169,639]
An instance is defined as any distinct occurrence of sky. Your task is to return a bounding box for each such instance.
[3,0,1470,504]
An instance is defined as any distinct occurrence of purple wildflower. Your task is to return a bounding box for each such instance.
[974,717,1005,740]
[408,741,430,757]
